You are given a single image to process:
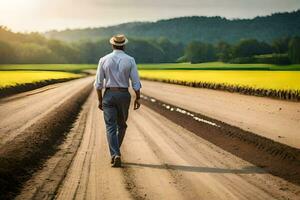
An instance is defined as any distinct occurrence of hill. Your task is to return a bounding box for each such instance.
[45,10,300,43]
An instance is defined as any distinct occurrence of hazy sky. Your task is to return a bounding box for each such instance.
[0,0,299,32]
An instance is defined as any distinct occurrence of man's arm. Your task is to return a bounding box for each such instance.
[96,89,103,110]
[130,58,142,110]
[94,59,105,110]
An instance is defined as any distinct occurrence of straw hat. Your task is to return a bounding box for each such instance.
[109,34,128,46]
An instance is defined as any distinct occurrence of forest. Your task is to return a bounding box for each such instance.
[184,37,300,64]
[46,10,300,44]
[0,26,183,64]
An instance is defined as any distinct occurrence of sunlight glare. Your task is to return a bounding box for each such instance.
[0,0,39,11]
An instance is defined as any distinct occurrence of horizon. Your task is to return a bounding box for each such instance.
[0,0,300,33]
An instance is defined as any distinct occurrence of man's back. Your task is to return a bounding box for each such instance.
[95,49,141,91]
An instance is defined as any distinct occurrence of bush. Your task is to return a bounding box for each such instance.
[254,54,291,65]
[233,39,273,58]
[230,57,255,64]
[0,41,16,64]
[288,37,300,64]
[230,54,291,65]
[185,41,217,63]
[176,55,188,63]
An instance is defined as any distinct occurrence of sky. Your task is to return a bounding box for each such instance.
[0,0,300,32]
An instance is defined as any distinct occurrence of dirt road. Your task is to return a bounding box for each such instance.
[14,90,298,199]
[141,80,300,148]
[1,79,297,199]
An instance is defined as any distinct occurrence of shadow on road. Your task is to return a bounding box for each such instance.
[123,162,266,174]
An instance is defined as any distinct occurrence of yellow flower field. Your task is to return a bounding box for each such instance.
[139,70,300,91]
[0,71,82,88]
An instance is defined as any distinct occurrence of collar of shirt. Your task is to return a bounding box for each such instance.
[113,49,125,54]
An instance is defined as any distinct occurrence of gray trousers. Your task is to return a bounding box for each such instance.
[102,90,131,157]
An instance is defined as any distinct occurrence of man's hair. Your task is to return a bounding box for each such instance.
[112,45,125,50]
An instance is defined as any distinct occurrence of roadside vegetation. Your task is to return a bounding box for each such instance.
[138,62,300,70]
[140,69,300,101]
[0,67,85,98]
[0,64,95,98]
[0,71,82,89]
[139,70,300,91]
[0,64,96,73]
[1,62,299,100]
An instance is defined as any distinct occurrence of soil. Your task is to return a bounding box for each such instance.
[140,93,300,186]
[140,80,300,148]
[18,91,300,200]
[1,79,299,199]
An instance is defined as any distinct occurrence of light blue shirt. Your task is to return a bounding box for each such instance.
[94,50,142,91]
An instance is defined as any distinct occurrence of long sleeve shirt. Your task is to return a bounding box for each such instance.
[94,50,142,91]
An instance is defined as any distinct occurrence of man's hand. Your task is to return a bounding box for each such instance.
[96,89,103,111]
[134,89,141,110]
[134,99,141,110]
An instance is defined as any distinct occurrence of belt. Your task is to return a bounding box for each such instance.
[106,87,128,92]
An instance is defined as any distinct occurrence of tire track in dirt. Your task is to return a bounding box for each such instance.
[55,96,96,199]
[16,91,94,200]
[122,120,186,200]
[134,109,275,198]
[55,91,131,200]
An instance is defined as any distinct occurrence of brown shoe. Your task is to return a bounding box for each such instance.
[110,156,115,164]
[111,156,121,168]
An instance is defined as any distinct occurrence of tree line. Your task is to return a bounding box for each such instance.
[0,26,183,64]
[1,26,299,65]
[184,37,300,64]
[46,10,300,44]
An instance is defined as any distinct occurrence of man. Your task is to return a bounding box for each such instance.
[94,34,141,168]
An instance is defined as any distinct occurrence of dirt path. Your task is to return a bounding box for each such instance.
[140,80,300,148]
[52,91,299,200]
[3,79,298,199]
[55,91,131,200]
[0,76,94,147]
